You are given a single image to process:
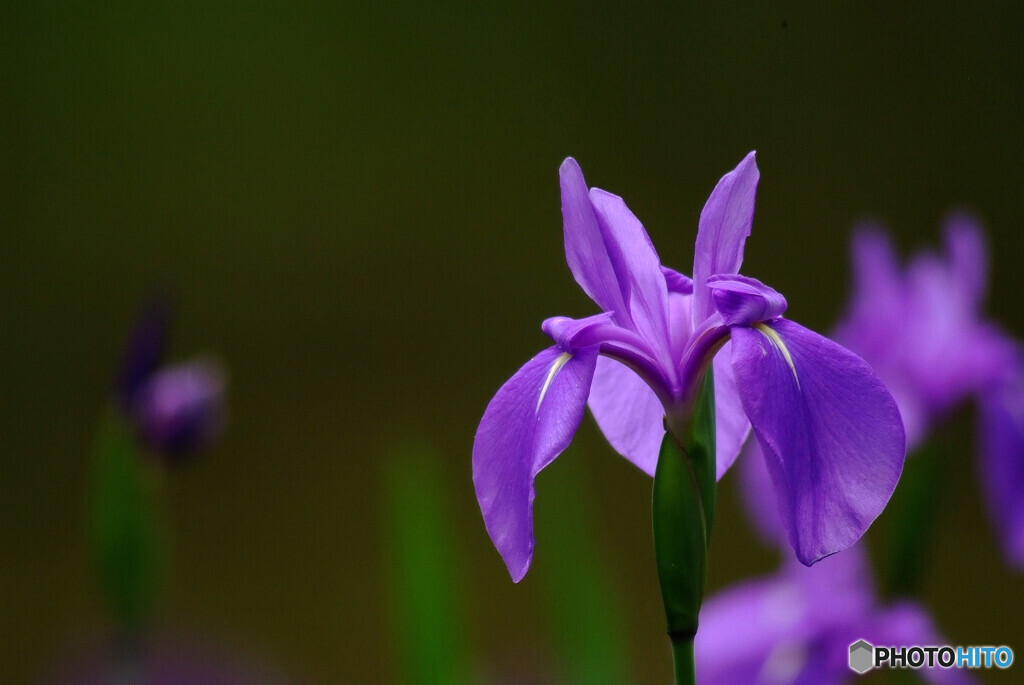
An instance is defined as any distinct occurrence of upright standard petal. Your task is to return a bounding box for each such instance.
[587,356,665,477]
[730,319,905,565]
[588,188,672,361]
[473,345,599,582]
[559,159,629,324]
[665,285,697,379]
[692,151,760,325]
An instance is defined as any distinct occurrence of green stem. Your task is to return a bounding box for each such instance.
[670,635,696,685]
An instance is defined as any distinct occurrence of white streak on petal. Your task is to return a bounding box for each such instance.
[537,352,573,412]
[755,323,800,389]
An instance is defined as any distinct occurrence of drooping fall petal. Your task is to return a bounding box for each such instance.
[472,346,599,581]
[730,319,905,565]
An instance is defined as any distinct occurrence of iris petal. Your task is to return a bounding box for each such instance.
[730,319,906,565]
[587,356,666,477]
[943,213,988,310]
[707,274,788,327]
[541,313,669,394]
[662,266,694,294]
[695,573,804,685]
[692,151,760,326]
[713,346,751,479]
[559,159,630,325]
[738,440,788,545]
[472,345,599,581]
[588,187,673,366]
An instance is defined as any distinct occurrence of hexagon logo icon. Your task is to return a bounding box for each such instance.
[849,639,874,674]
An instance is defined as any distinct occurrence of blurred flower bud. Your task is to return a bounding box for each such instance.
[131,358,226,459]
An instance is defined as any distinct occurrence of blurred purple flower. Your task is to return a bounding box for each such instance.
[695,546,975,685]
[132,360,226,458]
[117,298,226,458]
[473,153,905,581]
[833,216,1024,566]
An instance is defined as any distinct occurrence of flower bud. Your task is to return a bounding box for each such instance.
[132,358,226,459]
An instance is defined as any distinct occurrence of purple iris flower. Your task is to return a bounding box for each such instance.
[695,545,975,685]
[473,153,905,582]
[117,298,226,459]
[833,215,1024,565]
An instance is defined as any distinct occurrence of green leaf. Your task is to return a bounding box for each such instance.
[384,446,472,685]
[537,446,631,685]
[89,410,164,632]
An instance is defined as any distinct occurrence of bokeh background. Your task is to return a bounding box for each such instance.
[3,2,1023,682]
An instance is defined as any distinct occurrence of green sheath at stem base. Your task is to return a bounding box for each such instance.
[652,369,717,685]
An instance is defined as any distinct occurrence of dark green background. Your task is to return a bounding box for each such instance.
[3,2,1022,682]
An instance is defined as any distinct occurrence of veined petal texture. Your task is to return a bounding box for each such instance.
[560,158,630,324]
[560,159,671,349]
[588,187,672,360]
[730,319,905,565]
[692,151,760,326]
[472,345,599,581]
